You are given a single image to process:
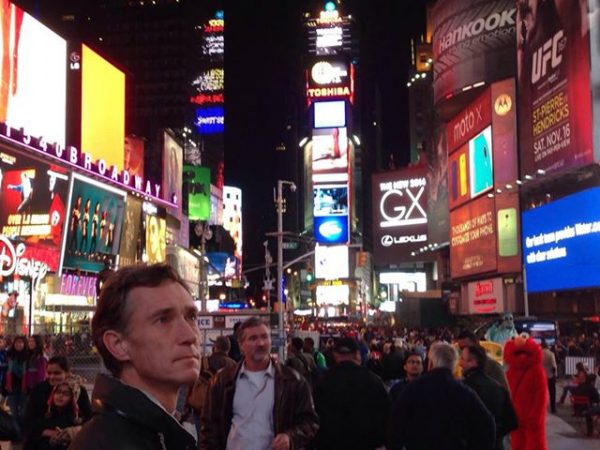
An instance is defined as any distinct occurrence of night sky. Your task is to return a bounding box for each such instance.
[224,0,426,277]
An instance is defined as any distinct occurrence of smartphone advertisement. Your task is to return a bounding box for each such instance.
[522,187,600,293]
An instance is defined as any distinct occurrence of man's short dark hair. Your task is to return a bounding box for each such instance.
[465,345,488,369]
[403,351,422,366]
[213,335,231,353]
[291,337,304,351]
[457,330,478,343]
[333,337,359,355]
[92,263,190,377]
[236,316,267,342]
[304,337,315,348]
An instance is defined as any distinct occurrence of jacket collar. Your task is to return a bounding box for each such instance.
[91,374,191,440]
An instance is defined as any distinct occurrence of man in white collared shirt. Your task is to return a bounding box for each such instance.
[201,317,319,450]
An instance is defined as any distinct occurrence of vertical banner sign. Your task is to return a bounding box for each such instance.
[119,197,142,267]
[162,131,183,217]
[184,165,211,221]
[427,125,449,245]
[517,0,593,175]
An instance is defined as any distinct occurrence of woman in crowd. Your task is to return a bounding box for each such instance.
[25,335,47,392]
[5,335,29,436]
[23,356,91,450]
[25,376,84,450]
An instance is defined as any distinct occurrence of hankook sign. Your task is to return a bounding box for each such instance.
[372,167,429,265]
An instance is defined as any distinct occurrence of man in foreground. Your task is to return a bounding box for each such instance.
[313,337,389,450]
[390,342,495,450]
[70,264,200,450]
[460,345,518,450]
[200,316,318,450]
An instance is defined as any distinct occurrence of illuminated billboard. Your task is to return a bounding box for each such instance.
[192,69,224,93]
[162,132,183,212]
[223,186,242,262]
[142,202,166,264]
[124,135,145,179]
[522,187,600,293]
[468,126,493,198]
[312,127,348,174]
[0,2,67,147]
[431,0,516,104]
[316,284,349,306]
[314,215,349,244]
[61,174,126,273]
[119,197,142,267]
[81,45,125,172]
[314,100,346,129]
[184,165,211,221]
[315,245,349,279]
[372,167,429,264]
[306,60,353,101]
[467,278,505,314]
[195,106,224,134]
[0,150,70,271]
[314,185,348,217]
[450,195,497,278]
[517,0,594,176]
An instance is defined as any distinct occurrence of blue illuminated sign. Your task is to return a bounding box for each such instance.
[314,215,349,244]
[195,107,224,134]
[522,187,600,293]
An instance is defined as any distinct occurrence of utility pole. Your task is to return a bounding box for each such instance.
[275,180,296,360]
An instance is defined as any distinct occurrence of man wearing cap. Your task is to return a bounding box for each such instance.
[313,337,389,450]
[200,316,318,450]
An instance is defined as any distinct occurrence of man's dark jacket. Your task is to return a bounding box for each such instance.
[390,367,495,450]
[199,359,319,450]
[463,367,518,450]
[314,360,389,450]
[69,374,197,450]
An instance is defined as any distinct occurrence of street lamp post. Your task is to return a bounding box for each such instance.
[275,180,296,360]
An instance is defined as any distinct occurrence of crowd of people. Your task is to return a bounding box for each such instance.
[0,335,92,449]
[0,263,599,449]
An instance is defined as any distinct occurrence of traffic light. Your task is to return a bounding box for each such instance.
[305,269,314,283]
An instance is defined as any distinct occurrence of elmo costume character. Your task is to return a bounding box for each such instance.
[504,334,548,450]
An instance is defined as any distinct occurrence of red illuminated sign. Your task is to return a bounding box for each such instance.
[190,93,224,105]
[0,236,50,284]
[467,277,504,314]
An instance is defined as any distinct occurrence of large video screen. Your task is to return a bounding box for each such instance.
[184,165,210,221]
[312,127,348,174]
[522,187,600,293]
[0,150,69,271]
[62,175,126,273]
[0,2,66,146]
[81,45,125,172]
[314,215,349,244]
[314,184,348,217]
[314,100,346,129]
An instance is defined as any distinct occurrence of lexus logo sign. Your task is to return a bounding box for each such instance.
[381,235,393,247]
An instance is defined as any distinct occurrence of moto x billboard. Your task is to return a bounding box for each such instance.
[372,167,429,265]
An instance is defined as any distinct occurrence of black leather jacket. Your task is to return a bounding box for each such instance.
[69,374,196,450]
[199,359,319,450]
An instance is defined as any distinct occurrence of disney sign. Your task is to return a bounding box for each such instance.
[0,236,49,287]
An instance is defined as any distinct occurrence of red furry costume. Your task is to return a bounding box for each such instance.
[503,335,548,450]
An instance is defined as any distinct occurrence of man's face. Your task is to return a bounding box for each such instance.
[404,355,423,377]
[240,324,271,366]
[459,348,478,372]
[118,281,200,388]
